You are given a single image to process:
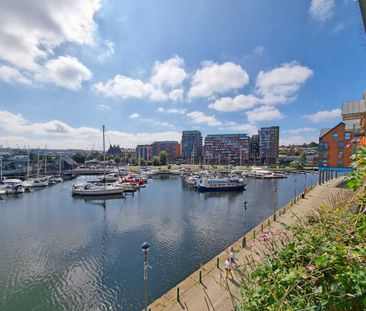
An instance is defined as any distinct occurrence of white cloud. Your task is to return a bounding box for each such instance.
[94,75,152,99]
[0,65,32,85]
[94,56,187,102]
[38,56,92,90]
[0,0,99,88]
[253,45,265,56]
[97,40,115,61]
[168,88,184,102]
[304,108,341,123]
[150,56,187,89]
[188,61,249,98]
[96,104,111,111]
[208,94,260,112]
[157,107,186,114]
[0,109,180,148]
[0,0,100,71]
[225,122,258,135]
[309,0,335,22]
[127,113,173,128]
[186,111,221,126]
[129,113,140,119]
[246,106,284,123]
[255,62,313,105]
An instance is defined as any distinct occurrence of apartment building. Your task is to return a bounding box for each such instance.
[204,134,250,165]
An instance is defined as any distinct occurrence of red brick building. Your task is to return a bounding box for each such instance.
[318,122,353,168]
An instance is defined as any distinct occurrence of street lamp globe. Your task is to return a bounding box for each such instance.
[141,241,150,253]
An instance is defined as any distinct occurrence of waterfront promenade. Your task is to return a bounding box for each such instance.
[148,177,349,311]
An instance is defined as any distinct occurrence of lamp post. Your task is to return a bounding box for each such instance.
[273,187,277,221]
[294,177,297,199]
[242,201,248,247]
[141,241,150,311]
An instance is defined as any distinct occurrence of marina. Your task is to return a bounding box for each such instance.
[0,171,318,311]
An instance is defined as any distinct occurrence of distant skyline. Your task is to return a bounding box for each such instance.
[0,0,365,149]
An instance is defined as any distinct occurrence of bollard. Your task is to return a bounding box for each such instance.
[242,236,246,248]
[177,287,180,302]
[253,229,256,239]
[199,271,202,284]
[261,223,264,232]
[273,213,276,221]
[268,219,271,226]
[216,257,220,268]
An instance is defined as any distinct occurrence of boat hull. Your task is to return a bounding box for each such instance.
[72,187,125,196]
[196,184,246,192]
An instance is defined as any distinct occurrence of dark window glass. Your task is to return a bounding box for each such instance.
[332,132,339,140]
[338,142,344,149]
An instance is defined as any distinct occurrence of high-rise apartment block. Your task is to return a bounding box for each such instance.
[181,131,203,164]
[204,134,250,165]
[258,126,279,165]
[250,135,259,162]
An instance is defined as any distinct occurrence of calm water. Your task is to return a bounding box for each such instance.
[0,173,318,311]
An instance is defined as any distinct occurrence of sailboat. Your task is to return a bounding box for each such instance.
[22,148,49,188]
[71,125,125,197]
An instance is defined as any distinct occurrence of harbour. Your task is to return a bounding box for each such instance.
[0,172,318,311]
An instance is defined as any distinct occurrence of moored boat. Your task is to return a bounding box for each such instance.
[196,178,246,192]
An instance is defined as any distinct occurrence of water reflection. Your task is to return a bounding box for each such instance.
[0,173,318,311]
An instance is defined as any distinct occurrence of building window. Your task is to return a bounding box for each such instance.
[344,132,351,140]
[338,151,343,159]
[332,132,339,140]
[319,142,328,149]
[338,142,344,149]
[337,160,343,168]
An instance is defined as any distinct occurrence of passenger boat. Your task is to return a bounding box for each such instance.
[196,178,246,192]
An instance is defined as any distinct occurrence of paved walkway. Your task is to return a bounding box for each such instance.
[147,177,350,311]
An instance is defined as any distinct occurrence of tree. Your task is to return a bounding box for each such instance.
[71,153,85,164]
[289,160,303,170]
[309,142,319,148]
[299,152,306,164]
[152,156,160,166]
[159,150,168,165]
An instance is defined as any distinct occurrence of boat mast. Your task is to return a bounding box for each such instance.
[37,148,40,177]
[103,125,106,188]
[0,145,2,182]
[44,150,47,175]
[27,147,30,180]
[59,153,62,176]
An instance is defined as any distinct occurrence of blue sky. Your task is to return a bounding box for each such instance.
[0,0,365,149]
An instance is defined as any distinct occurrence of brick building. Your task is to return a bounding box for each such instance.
[204,134,250,165]
[318,122,353,168]
[151,141,179,164]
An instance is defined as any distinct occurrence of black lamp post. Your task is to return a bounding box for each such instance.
[242,201,248,247]
[273,187,277,221]
[141,241,150,311]
[294,177,297,199]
